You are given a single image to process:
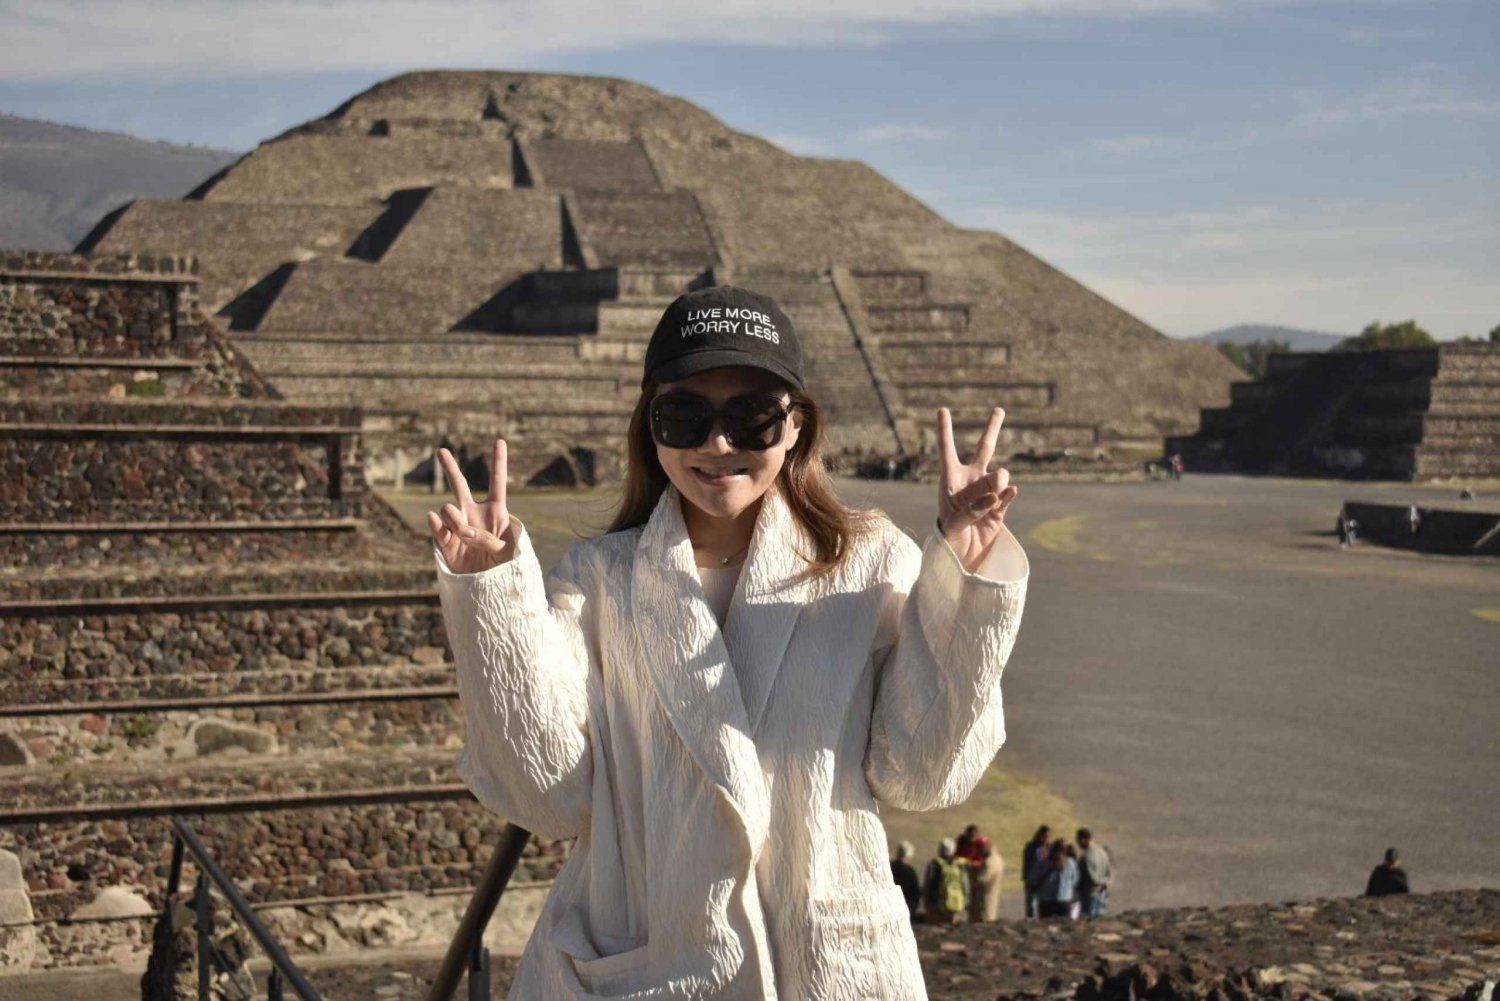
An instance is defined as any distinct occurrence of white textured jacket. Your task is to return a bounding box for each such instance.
[435,486,1028,999]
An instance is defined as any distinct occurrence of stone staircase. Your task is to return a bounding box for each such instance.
[833,268,1112,469]
[1168,344,1500,481]
[0,253,562,973]
[715,267,900,455]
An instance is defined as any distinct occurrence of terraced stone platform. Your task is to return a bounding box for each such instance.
[0,254,554,972]
[1170,344,1500,481]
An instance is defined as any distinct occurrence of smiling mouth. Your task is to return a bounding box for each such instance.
[691,466,749,483]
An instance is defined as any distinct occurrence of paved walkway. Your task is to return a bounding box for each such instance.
[386,474,1500,912]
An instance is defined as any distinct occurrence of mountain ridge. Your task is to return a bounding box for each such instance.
[0,113,238,250]
[1191,323,1348,351]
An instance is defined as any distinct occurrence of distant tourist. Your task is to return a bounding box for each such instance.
[1076,828,1115,917]
[1337,510,1359,548]
[968,837,1005,923]
[1170,453,1184,480]
[1022,825,1052,918]
[1032,839,1080,919]
[1365,847,1410,897]
[891,841,921,919]
[923,838,968,926]
[955,823,983,866]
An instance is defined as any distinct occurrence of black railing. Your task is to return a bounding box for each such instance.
[164,817,324,1001]
[426,822,533,1001]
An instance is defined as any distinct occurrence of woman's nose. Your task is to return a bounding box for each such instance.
[697,420,735,454]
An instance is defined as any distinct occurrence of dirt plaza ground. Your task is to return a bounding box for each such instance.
[387,473,1499,916]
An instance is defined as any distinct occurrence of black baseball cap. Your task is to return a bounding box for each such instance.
[642,285,804,390]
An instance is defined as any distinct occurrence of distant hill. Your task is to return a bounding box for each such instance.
[1192,324,1348,352]
[0,114,238,250]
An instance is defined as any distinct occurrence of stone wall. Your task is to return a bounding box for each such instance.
[3,799,568,925]
[30,698,450,765]
[0,399,363,525]
[0,251,198,279]
[0,524,366,571]
[0,280,176,355]
[5,697,463,767]
[0,601,448,703]
[1,436,339,523]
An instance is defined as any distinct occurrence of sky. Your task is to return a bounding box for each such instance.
[0,0,1495,339]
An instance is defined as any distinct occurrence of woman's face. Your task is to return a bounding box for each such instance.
[653,366,802,523]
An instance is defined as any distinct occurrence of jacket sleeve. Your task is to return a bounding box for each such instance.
[864,525,1028,812]
[434,521,594,840]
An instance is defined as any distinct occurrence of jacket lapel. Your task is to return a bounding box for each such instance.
[723,488,812,735]
[631,487,770,860]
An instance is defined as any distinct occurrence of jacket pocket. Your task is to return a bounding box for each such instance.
[807,884,924,1000]
[552,903,650,997]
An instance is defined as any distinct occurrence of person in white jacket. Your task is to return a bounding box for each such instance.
[427,285,1028,999]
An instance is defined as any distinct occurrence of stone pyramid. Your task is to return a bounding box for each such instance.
[81,69,1239,485]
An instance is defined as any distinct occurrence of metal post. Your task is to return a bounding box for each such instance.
[196,873,213,1001]
[426,823,532,1001]
[268,968,285,1001]
[468,941,490,1001]
[167,835,185,900]
[172,819,324,1001]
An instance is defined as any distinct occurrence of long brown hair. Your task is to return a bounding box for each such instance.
[607,380,871,577]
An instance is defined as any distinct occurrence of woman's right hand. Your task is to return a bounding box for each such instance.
[426,439,512,574]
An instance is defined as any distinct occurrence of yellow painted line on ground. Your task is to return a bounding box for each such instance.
[1029,515,1087,555]
[1472,609,1500,624]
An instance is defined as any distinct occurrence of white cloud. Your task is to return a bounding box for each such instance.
[0,0,1426,82]
[1090,128,1260,157]
[851,123,952,142]
[1083,266,1495,341]
[969,199,1499,338]
[1293,74,1500,127]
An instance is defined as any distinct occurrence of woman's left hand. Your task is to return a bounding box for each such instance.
[937,407,1020,572]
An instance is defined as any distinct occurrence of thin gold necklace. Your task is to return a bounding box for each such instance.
[697,542,750,567]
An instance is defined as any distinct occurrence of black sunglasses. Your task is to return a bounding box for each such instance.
[649,392,793,451]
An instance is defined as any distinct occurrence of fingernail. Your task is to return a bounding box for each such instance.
[463,528,477,538]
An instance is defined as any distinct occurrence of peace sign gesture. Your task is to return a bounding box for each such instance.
[426,439,513,574]
[937,407,1019,572]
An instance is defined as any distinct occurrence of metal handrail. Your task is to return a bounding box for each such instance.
[426,822,533,1001]
[165,817,324,1001]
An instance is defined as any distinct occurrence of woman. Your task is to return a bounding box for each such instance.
[968,836,1005,923]
[428,285,1028,999]
[1032,840,1079,920]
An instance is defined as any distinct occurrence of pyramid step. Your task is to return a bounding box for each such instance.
[0,748,571,920]
[3,685,464,768]
[1,661,456,708]
[897,381,1055,410]
[849,269,928,300]
[865,304,969,334]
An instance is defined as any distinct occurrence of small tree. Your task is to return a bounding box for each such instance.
[1338,320,1435,351]
[1489,323,1499,343]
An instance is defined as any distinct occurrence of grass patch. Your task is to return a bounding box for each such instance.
[1028,515,1087,556]
[882,763,1087,894]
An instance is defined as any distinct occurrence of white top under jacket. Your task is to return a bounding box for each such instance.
[434,485,1028,1000]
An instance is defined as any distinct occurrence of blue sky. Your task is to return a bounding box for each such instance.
[1,0,1495,339]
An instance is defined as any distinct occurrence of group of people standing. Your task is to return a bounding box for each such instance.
[890,823,1116,924]
[1021,825,1115,919]
[890,824,1006,925]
